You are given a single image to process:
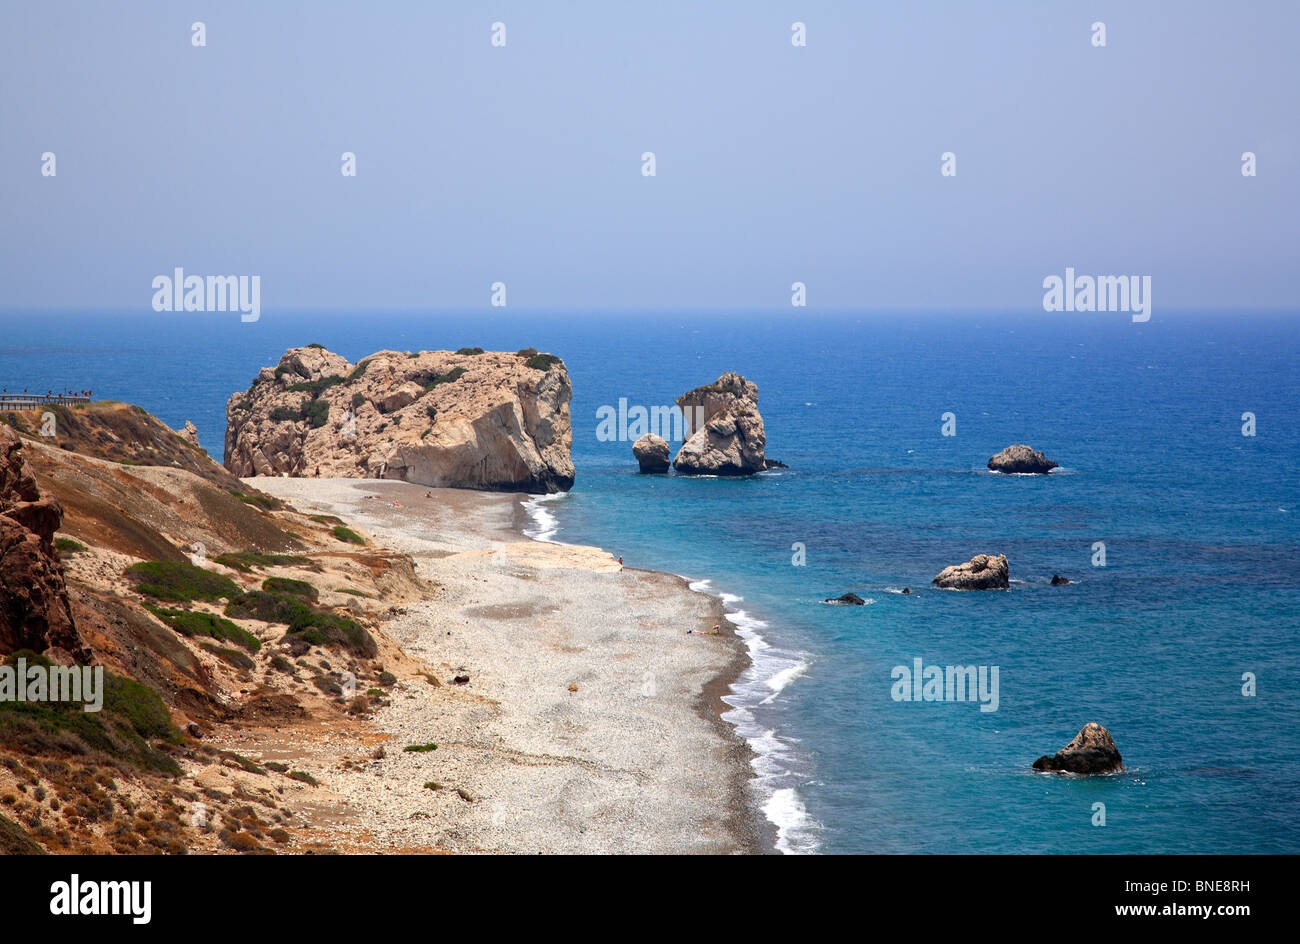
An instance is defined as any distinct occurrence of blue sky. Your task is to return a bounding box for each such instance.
[1,1,1296,314]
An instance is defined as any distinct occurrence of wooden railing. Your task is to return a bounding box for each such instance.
[0,394,91,411]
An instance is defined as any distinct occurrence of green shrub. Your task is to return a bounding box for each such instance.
[421,367,466,391]
[213,551,313,573]
[331,525,364,545]
[351,392,366,409]
[347,359,371,382]
[203,644,256,670]
[425,405,437,422]
[403,743,438,753]
[55,537,86,554]
[147,605,262,652]
[303,399,330,429]
[524,353,561,372]
[312,675,342,696]
[309,514,343,525]
[125,561,241,603]
[232,491,281,511]
[306,342,325,349]
[456,347,484,355]
[225,591,376,658]
[269,406,300,423]
[287,770,319,786]
[262,577,318,602]
[0,655,181,774]
[516,347,538,357]
[286,376,342,398]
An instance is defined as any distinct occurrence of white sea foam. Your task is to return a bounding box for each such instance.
[762,788,820,855]
[689,582,820,854]
[521,492,567,543]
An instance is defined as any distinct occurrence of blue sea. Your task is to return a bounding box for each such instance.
[5,309,1298,854]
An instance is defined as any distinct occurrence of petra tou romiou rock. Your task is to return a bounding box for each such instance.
[932,553,1010,590]
[632,434,670,474]
[672,372,768,476]
[1032,722,1124,775]
[225,345,574,492]
[987,444,1059,474]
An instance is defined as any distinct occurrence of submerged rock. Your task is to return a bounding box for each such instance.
[632,434,670,474]
[1032,723,1124,775]
[988,444,1059,474]
[824,592,867,605]
[672,372,767,476]
[932,554,1009,590]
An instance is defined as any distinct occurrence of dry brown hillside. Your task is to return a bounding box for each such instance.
[0,403,436,855]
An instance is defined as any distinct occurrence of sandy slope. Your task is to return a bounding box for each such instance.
[246,477,758,854]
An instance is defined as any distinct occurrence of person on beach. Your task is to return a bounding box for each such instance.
[617,556,623,566]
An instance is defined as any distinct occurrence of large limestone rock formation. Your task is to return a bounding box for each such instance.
[632,434,670,474]
[1032,723,1124,775]
[225,346,574,492]
[988,444,1058,474]
[672,372,767,476]
[0,425,87,659]
[932,553,1010,590]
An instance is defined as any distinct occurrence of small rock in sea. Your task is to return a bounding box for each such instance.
[824,592,867,605]
[1032,722,1124,775]
[567,682,579,692]
[451,674,469,685]
[632,434,671,474]
[932,554,1010,590]
[764,458,789,469]
[901,588,911,595]
[987,444,1059,474]
[1050,574,1070,585]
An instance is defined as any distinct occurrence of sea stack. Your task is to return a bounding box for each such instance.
[225,345,574,492]
[632,434,670,474]
[672,372,767,476]
[1032,723,1124,775]
[988,444,1058,474]
[932,554,1010,590]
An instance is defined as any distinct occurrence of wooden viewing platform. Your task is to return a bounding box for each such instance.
[0,394,91,411]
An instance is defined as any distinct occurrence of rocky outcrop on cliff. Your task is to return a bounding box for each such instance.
[225,346,574,492]
[1032,723,1124,774]
[632,434,670,473]
[0,425,87,659]
[988,444,1058,474]
[177,420,201,448]
[932,553,1010,590]
[672,372,767,476]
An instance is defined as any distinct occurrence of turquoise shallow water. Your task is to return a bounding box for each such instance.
[5,309,1298,853]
